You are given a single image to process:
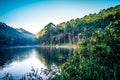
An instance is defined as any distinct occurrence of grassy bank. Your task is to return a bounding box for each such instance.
[38,43,77,49]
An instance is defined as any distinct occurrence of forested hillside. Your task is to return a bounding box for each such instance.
[52,5,120,80]
[36,5,120,45]
[0,22,36,46]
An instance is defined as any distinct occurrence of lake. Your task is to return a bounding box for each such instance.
[0,46,74,79]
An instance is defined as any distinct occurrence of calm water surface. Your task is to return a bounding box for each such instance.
[0,46,74,79]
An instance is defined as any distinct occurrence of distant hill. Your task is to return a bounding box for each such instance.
[36,5,120,45]
[0,22,37,46]
[16,28,36,41]
[16,28,34,36]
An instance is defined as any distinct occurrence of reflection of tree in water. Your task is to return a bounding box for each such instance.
[35,47,74,68]
[0,47,34,68]
[0,47,74,70]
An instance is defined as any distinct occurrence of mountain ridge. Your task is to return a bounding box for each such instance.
[0,22,36,46]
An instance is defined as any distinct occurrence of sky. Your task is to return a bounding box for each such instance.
[0,0,120,34]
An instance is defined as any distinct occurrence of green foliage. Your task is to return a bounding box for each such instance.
[36,5,120,46]
[55,21,120,80]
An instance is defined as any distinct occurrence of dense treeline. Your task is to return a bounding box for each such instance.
[55,22,120,80]
[0,22,36,46]
[36,5,120,46]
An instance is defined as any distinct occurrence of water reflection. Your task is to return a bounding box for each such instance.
[35,47,72,67]
[0,47,34,68]
[0,47,74,79]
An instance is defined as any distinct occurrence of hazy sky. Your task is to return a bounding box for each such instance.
[0,0,120,34]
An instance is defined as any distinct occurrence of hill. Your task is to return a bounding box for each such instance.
[36,5,120,45]
[0,22,36,46]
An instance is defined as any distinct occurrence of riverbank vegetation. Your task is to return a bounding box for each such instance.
[53,5,120,80]
[54,22,120,80]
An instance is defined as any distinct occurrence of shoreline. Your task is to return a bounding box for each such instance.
[38,44,77,49]
[0,44,77,49]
